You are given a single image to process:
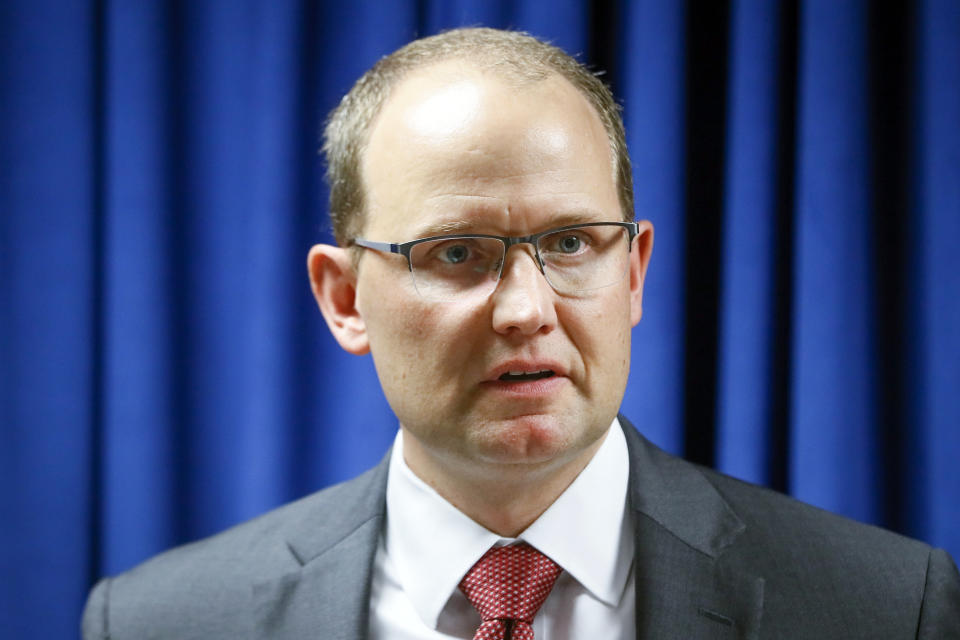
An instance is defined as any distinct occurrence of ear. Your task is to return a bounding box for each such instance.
[307,244,370,355]
[628,220,654,327]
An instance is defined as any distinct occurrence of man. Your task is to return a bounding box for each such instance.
[83,28,959,639]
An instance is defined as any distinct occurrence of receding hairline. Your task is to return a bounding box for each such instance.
[363,62,620,224]
[363,59,616,172]
[322,28,635,247]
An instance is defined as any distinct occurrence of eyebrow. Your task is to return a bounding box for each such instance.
[418,219,479,236]
[414,210,610,239]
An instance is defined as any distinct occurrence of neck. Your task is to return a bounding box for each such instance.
[400,428,606,537]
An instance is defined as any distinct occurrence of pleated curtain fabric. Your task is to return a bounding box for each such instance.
[2,1,959,637]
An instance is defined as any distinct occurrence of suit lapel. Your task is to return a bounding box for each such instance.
[620,417,764,639]
[251,455,390,640]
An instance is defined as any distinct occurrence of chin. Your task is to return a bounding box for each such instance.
[471,413,586,466]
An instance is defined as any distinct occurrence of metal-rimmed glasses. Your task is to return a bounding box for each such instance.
[351,221,640,302]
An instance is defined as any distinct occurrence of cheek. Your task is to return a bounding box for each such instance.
[368,301,432,367]
[361,287,475,385]
[565,289,632,345]
[561,290,633,383]
[368,303,484,428]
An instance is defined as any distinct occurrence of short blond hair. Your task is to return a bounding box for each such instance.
[322,27,634,246]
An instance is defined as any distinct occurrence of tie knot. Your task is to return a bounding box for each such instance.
[459,542,562,626]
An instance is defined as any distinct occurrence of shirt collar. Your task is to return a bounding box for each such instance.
[383,418,633,629]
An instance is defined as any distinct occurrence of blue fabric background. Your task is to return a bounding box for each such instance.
[1,1,958,637]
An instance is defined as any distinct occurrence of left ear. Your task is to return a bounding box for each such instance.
[628,220,654,326]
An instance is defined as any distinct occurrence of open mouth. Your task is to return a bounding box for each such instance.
[498,370,556,382]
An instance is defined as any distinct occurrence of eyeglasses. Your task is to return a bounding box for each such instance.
[351,221,639,302]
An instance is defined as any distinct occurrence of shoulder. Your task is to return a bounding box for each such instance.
[619,415,936,569]
[699,466,960,635]
[82,460,388,639]
[701,463,925,551]
[617,416,960,635]
[699,463,931,567]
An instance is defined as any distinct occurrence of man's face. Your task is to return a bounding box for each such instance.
[349,63,652,482]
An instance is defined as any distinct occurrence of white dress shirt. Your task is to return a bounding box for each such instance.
[369,419,635,639]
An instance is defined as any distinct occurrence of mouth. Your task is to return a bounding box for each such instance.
[498,370,556,382]
[483,362,566,399]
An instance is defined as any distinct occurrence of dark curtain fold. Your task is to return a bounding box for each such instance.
[2,1,958,636]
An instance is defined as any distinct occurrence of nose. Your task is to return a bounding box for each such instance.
[490,246,558,336]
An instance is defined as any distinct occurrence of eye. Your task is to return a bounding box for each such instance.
[543,231,591,256]
[439,244,471,264]
[557,234,582,253]
[412,237,500,272]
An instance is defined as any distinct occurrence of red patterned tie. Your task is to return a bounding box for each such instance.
[458,542,562,640]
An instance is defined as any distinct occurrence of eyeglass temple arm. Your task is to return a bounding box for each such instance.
[627,222,640,249]
[352,238,399,253]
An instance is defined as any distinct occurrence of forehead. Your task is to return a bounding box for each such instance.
[360,62,617,237]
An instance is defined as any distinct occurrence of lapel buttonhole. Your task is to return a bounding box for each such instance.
[698,607,734,627]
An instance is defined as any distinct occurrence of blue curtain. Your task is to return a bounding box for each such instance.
[2,1,958,636]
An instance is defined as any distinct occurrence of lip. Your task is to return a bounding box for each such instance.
[484,359,569,382]
[480,359,570,398]
[480,374,567,398]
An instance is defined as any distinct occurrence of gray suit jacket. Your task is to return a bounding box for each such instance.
[83,417,960,638]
